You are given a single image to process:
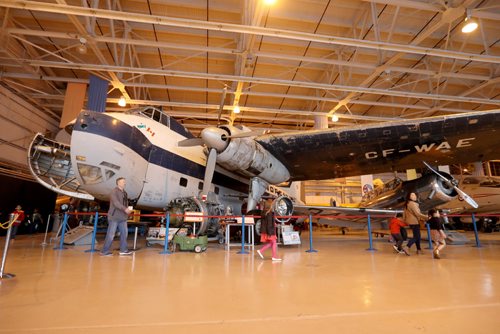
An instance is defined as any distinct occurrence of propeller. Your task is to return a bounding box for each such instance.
[422,161,478,209]
[202,148,217,195]
[177,85,263,196]
[177,137,204,147]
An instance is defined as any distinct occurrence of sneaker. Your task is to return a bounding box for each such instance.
[416,250,423,255]
[272,257,282,262]
[119,250,133,256]
[392,245,399,252]
[433,250,440,259]
[100,252,113,257]
[403,248,410,256]
[256,250,264,259]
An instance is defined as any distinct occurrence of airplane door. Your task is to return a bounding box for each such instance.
[118,128,151,200]
[137,145,170,208]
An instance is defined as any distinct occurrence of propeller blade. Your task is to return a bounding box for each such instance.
[454,187,479,209]
[178,138,204,147]
[217,86,228,126]
[202,148,217,195]
[423,161,478,209]
[422,161,449,183]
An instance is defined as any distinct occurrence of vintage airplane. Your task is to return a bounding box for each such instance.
[439,175,500,232]
[28,106,500,237]
[294,165,470,234]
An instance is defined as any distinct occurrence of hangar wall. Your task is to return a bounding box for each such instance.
[0,85,59,168]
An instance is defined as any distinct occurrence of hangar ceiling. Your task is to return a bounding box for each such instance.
[0,0,499,134]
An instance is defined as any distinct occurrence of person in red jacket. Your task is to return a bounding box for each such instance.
[10,204,25,241]
[389,213,409,256]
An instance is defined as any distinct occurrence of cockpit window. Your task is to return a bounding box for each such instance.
[128,106,193,138]
[136,107,161,122]
[77,163,103,185]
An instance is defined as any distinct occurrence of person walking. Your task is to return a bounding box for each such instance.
[427,209,447,259]
[31,209,43,233]
[100,177,133,256]
[256,199,282,261]
[389,213,409,255]
[9,205,25,243]
[403,192,427,254]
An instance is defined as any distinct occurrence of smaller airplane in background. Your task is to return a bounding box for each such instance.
[295,163,471,233]
[439,176,500,232]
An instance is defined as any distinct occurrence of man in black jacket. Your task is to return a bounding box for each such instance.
[100,177,133,256]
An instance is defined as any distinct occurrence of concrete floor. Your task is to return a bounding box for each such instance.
[1,230,499,333]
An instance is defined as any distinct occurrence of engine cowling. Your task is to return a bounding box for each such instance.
[215,125,290,184]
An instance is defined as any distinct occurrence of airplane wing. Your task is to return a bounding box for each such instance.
[255,110,500,181]
[291,204,396,232]
[293,204,400,215]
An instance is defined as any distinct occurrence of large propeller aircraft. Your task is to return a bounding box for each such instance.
[28,102,500,236]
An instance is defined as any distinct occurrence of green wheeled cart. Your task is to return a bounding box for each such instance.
[172,234,208,253]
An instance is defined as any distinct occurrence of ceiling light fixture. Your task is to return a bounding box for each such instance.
[233,105,240,114]
[77,37,87,54]
[118,96,126,107]
[263,0,277,5]
[461,9,478,34]
[331,114,339,122]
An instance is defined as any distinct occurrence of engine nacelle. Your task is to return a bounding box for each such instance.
[360,172,458,212]
[165,197,223,236]
[216,125,290,184]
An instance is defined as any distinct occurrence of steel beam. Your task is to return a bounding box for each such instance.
[1,1,499,63]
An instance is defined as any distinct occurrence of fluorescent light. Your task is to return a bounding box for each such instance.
[233,105,240,114]
[331,114,339,122]
[118,96,126,107]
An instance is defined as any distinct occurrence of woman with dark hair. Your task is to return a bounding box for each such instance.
[403,192,427,254]
[427,209,447,259]
[256,199,282,261]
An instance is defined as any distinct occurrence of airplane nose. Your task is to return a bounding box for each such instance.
[201,127,229,152]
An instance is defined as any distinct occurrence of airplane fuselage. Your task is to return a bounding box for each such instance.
[70,109,249,213]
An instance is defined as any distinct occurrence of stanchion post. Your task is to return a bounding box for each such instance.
[0,214,16,279]
[54,213,68,250]
[425,223,433,249]
[237,215,249,254]
[471,213,482,248]
[366,214,376,251]
[85,212,99,253]
[41,214,52,246]
[160,213,172,254]
[306,213,318,253]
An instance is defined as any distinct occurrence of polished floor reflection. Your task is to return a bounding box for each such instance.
[1,230,499,333]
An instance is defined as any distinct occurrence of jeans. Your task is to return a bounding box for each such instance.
[10,225,19,239]
[101,220,128,253]
[406,224,421,250]
[391,233,404,250]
